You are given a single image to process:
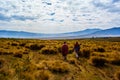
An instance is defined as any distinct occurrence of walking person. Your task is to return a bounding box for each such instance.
[61,42,68,60]
[74,42,81,59]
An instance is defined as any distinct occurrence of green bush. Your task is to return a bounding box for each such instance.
[19,43,26,47]
[69,48,74,54]
[0,51,13,55]
[41,48,57,54]
[0,58,5,69]
[82,49,90,58]
[0,51,2,55]
[23,51,29,54]
[110,59,120,66]
[68,58,76,65]
[89,56,107,67]
[58,47,61,53]
[3,52,13,55]
[94,48,105,52]
[13,53,22,58]
[11,42,18,46]
[28,44,45,50]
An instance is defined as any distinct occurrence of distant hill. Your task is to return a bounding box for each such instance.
[0,30,44,38]
[61,28,101,36]
[83,27,120,38]
[0,27,120,39]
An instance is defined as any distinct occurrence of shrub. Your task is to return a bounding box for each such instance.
[94,48,105,52]
[0,51,2,55]
[23,51,29,54]
[7,42,10,45]
[110,59,120,66]
[13,53,22,58]
[114,71,120,80]
[41,48,57,54]
[0,58,5,69]
[0,51,13,55]
[58,47,61,53]
[69,48,74,54]
[3,51,13,55]
[19,43,26,47]
[28,44,45,50]
[89,56,107,67]
[82,49,91,58]
[11,42,18,46]
[68,58,76,64]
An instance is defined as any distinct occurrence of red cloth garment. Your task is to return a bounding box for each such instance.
[62,44,68,56]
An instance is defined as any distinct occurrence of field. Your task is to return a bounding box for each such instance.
[0,37,120,80]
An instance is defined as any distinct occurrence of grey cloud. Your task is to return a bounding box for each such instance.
[11,15,37,21]
[0,13,37,21]
[0,7,8,12]
[0,13,11,21]
[49,12,55,16]
[112,0,120,3]
[42,2,52,5]
[92,0,120,13]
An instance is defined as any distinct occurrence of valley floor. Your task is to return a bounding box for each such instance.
[0,37,120,80]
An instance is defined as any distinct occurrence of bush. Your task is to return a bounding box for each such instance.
[3,52,13,55]
[41,48,57,54]
[114,71,120,80]
[23,51,29,54]
[11,42,18,46]
[58,47,61,53]
[19,43,26,47]
[94,48,105,52]
[28,44,45,50]
[82,49,90,58]
[13,53,22,58]
[110,59,120,66]
[0,58,5,69]
[89,56,107,67]
[68,58,76,64]
[0,51,2,55]
[69,48,74,54]
[0,51,13,55]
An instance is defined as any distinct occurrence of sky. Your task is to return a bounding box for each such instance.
[0,0,120,34]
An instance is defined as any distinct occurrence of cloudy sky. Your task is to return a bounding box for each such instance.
[0,0,120,33]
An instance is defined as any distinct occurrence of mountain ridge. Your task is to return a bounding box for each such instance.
[0,27,120,38]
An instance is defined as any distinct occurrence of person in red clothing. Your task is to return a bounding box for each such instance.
[62,42,68,60]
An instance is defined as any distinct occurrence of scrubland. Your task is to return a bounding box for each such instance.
[0,37,120,80]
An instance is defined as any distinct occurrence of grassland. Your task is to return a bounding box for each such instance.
[0,37,120,80]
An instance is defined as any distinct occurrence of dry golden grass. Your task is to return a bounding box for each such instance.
[114,71,120,80]
[0,37,120,80]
